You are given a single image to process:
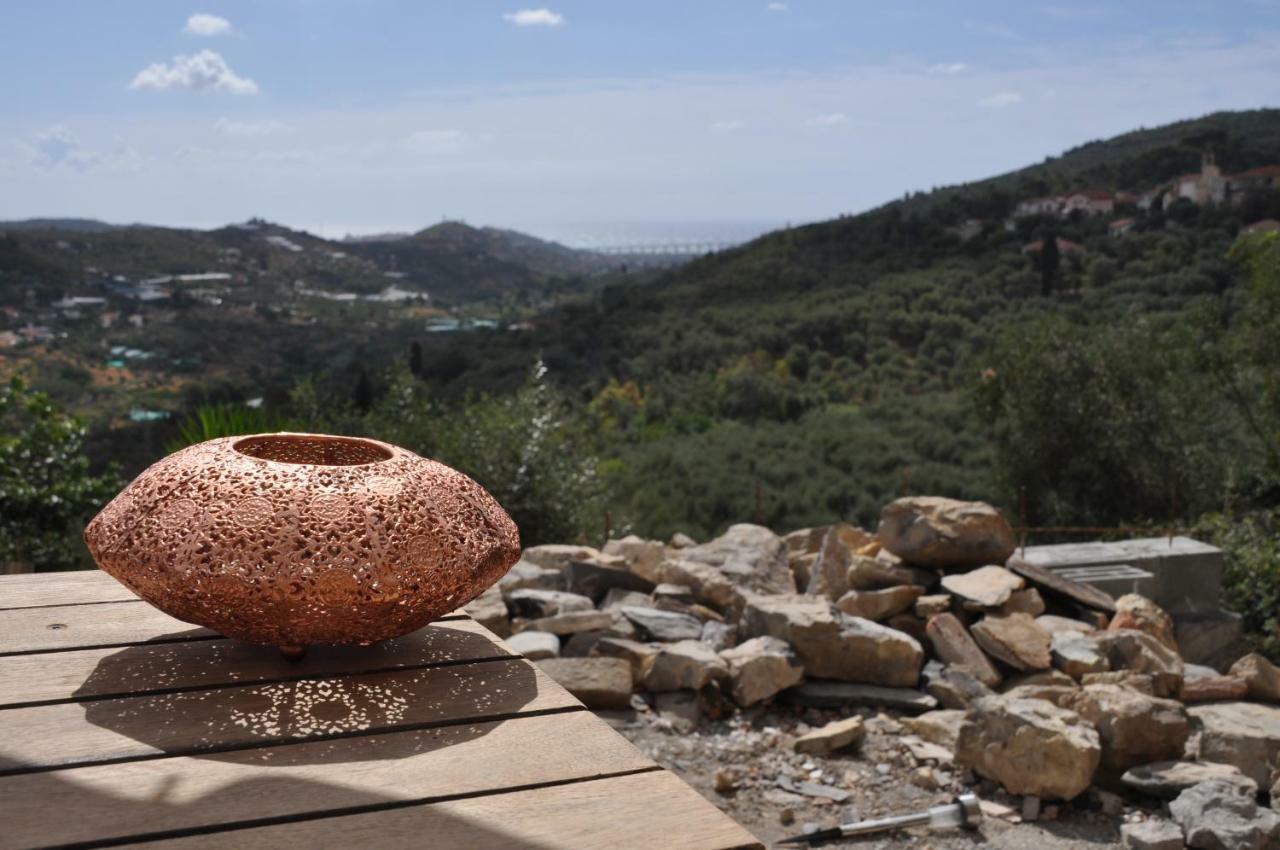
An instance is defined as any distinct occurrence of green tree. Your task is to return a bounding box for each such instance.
[0,378,120,572]
[1039,232,1060,297]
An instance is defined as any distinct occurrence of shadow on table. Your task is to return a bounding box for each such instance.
[69,623,541,767]
[0,754,564,849]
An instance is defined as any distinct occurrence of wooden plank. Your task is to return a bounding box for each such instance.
[124,769,762,850]
[0,657,578,773]
[0,570,137,609]
[1007,554,1117,613]
[0,711,657,850]
[0,617,513,708]
[0,600,216,655]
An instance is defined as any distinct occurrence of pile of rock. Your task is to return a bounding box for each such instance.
[466,496,1280,845]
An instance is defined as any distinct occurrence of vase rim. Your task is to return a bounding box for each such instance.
[230,433,396,467]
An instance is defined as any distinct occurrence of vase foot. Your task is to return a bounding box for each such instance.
[279,644,307,661]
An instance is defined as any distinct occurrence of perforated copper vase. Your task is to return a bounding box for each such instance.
[84,433,520,657]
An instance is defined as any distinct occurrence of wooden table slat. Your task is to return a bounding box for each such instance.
[0,570,137,610]
[0,600,216,656]
[0,711,658,850]
[0,617,513,708]
[0,657,577,773]
[122,769,762,850]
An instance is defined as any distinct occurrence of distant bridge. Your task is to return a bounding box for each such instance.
[584,241,741,257]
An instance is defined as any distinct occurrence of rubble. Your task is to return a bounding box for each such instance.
[834,586,922,621]
[641,640,730,691]
[618,605,703,641]
[1095,629,1185,698]
[505,588,594,618]
[1230,653,1280,703]
[1169,779,1280,850]
[970,613,1052,671]
[719,636,804,706]
[535,657,633,709]
[941,565,1025,607]
[1121,760,1259,799]
[1051,630,1110,678]
[505,629,560,660]
[1120,819,1185,850]
[1190,701,1280,786]
[925,613,1002,686]
[878,496,1016,569]
[781,680,937,713]
[793,716,866,755]
[1110,593,1179,651]
[1060,683,1190,772]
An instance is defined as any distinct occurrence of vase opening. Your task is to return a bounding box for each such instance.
[232,434,393,467]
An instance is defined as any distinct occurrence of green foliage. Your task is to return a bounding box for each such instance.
[1197,510,1280,663]
[0,378,119,571]
[166,403,295,454]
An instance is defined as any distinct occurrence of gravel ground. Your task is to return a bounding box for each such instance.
[599,702,1130,849]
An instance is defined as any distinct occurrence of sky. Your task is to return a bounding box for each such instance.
[2,1,1278,246]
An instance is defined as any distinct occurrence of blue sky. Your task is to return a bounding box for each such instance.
[2,2,1277,244]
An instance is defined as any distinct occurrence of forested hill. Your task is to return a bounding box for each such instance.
[410,109,1280,537]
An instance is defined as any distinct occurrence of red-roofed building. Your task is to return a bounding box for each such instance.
[1243,219,1280,234]
[1110,218,1137,237]
[1063,189,1114,217]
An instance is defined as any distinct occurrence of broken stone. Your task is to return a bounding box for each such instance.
[523,544,616,571]
[1036,614,1097,636]
[641,640,730,692]
[1000,588,1047,617]
[718,636,804,707]
[956,696,1101,800]
[505,588,595,619]
[1109,594,1179,652]
[1052,631,1110,679]
[1122,761,1259,800]
[904,736,954,764]
[653,689,700,732]
[925,613,1002,687]
[775,775,850,802]
[1229,653,1280,704]
[835,585,923,622]
[846,554,937,591]
[618,605,703,642]
[1095,629,1185,698]
[589,636,658,682]
[1190,701,1280,786]
[922,663,996,709]
[601,536,667,582]
[1120,819,1185,850]
[1182,675,1250,703]
[535,657,633,709]
[941,565,1026,608]
[886,613,927,643]
[805,525,856,600]
[1006,554,1118,614]
[1001,669,1080,706]
[911,765,941,788]
[600,588,651,610]
[878,496,1016,569]
[563,560,655,602]
[652,583,694,603]
[782,680,938,713]
[793,716,866,755]
[516,610,615,636]
[679,523,796,599]
[670,532,697,549]
[1060,683,1191,773]
[741,594,924,687]
[915,594,951,617]
[504,630,560,660]
[902,709,966,750]
[497,559,565,593]
[699,620,738,652]
[971,613,1053,671]
[561,632,602,658]
[463,585,511,638]
[1169,779,1280,850]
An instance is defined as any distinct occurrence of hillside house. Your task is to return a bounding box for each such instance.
[1063,189,1114,217]
[1243,219,1280,234]
[1014,196,1064,217]
[1231,165,1280,194]
[1109,218,1136,237]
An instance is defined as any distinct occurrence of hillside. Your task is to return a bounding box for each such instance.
[405,109,1280,537]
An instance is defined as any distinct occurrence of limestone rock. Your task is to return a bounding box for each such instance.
[835,586,923,622]
[1097,629,1185,698]
[505,630,561,660]
[1169,779,1280,850]
[925,613,1002,687]
[498,559,565,593]
[1083,671,1157,694]
[1120,819,1186,850]
[1061,683,1190,773]
[1110,594,1179,652]
[878,496,1016,569]
[670,532,697,549]
[719,636,804,706]
[781,680,937,713]
[941,565,1025,607]
[589,636,659,682]
[535,657,633,709]
[1000,587,1047,617]
[600,588,651,610]
[1122,760,1259,799]
[1182,676,1250,703]
[1036,615,1097,636]
[846,555,937,591]
[955,696,1102,800]
[1229,653,1280,704]
[793,716,866,755]
[679,523,796,598]
[463,585,511,638]
[514,610,615,636]
[915,594,951,617]
[641,640,730,692]
[805,524,857,600]
[523,544,614,571]
[618,605,703,642]
[972,613,1053,671]
[505,588,595,619]
[563,560,655,602]
[1190,701,1280,786]
[700,620,738,652]
[1002,670,1080,706]
[902,709,966,750]
[1052,631,1110,679]
[886,613,927,643]
[923,662,997,709]
[561,632,602,657]
[602,535,667,583]
[741,594,923,687]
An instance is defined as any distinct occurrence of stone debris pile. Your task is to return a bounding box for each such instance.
[466,496,1280,846]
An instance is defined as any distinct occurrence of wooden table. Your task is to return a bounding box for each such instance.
[0,572,761,850]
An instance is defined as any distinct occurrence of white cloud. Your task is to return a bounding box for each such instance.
[214,117,293,136]
[183,13,232,36]
[806,112,849,127]
[130,50,258,94]
[929,62,968,75]
[711,119,745,132]
[767,2,788,10]
[503,9,564,27]
[22,126,140,172]
[977,91,1022,108]
[403,129,468,154]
